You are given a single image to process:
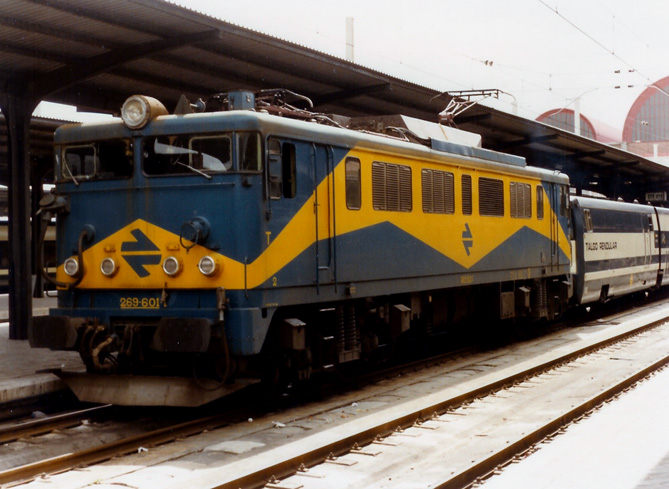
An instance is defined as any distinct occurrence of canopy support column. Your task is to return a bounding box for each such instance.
[1,94,35,340]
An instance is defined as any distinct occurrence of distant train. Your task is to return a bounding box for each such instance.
[28,89,669,406]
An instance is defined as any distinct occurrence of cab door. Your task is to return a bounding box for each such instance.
[643,213,653,266]
[548,183,561,269]
[311,143,336,292]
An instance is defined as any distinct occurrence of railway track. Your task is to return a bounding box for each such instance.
[178,305,669,489]
[0,404,111,445]
[7,300,669,488]
[0,347,477,487]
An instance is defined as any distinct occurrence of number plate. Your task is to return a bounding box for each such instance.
[120,297,161,309]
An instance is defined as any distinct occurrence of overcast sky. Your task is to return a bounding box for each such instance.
[172,0,668,139]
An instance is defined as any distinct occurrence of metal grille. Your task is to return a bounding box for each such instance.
[422,169,454,214]
[372,162,387,210]
[462,174,472,215]
[510,181,531,218]
[479,177,504,217]
[372,161,412,212]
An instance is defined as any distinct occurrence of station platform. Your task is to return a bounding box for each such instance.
[0,294,81,406]
[479,342,669,489]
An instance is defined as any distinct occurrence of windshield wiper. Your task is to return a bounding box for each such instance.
[63,160,80,186]
[173,160,212,180]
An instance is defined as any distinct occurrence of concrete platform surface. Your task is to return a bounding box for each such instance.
[0,295,81,404]
[478,349,669,489]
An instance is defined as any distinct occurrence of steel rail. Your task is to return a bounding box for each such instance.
[2,304,666,488]
[0,408,245,486]
[0,345,471,487]
[452,351,669,489]
[0,405,111,445]
[213,314,669,489]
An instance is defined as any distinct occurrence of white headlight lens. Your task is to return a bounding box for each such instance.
[120,95,167,129]
[64,258,79,277]
[100,258,117,277]
[162,256,180,276]
[121,96,148,128]
[198,256,218,276]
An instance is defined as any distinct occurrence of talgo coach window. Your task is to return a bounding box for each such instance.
[422,169,455,214]
[372,161,412,212]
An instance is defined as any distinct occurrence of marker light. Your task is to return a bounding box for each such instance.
[120,95,168,129]
[63,258,79,277]
[198,256,218,276]
[162,256,181,277]
[100,258,117,277]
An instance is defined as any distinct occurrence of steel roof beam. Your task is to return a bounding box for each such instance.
[571,150,607,159]
[27,0,173,38]
[0,14,123,50]
[30,29,220,99]
[494,134,558,150]
[0,40,79,65]
[311,83,393,106]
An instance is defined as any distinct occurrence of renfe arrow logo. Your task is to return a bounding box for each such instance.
[121,229,161,277]
[462,223,473,256]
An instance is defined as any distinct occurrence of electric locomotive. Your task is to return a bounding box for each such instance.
[30,90,572,406]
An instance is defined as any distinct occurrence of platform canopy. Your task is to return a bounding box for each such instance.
[454,105,669,201]
[0,0,667,197]
[0,0,447,146]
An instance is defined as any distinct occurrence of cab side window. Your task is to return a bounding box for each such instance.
[267,138,296,200]
[345,157,361,210]
[238,132,262,172]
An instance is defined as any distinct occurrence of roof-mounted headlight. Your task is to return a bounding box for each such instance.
[121,95,168,129]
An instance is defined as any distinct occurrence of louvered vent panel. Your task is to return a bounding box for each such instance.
[422,170,434,212]
[386,163,400,211]
[479,177,504,216]
[422,169,454,214]
[510,182,531,218]
[372,162,386,210]
[434,171,445,213]
[462,175,472,215]
[373,161,412,212]
[399,165,412,211]
[443,172,454,214]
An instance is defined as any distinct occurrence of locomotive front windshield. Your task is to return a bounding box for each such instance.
[57,132,262,182]
[143,132,261,176]
[59,139,133,181]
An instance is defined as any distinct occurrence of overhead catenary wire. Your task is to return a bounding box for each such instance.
[536,0,669,99]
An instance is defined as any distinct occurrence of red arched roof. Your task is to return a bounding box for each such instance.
[536,109,619,143]
[622,75,669,142]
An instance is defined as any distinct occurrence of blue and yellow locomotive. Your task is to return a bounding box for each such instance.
[30,90,572,406]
